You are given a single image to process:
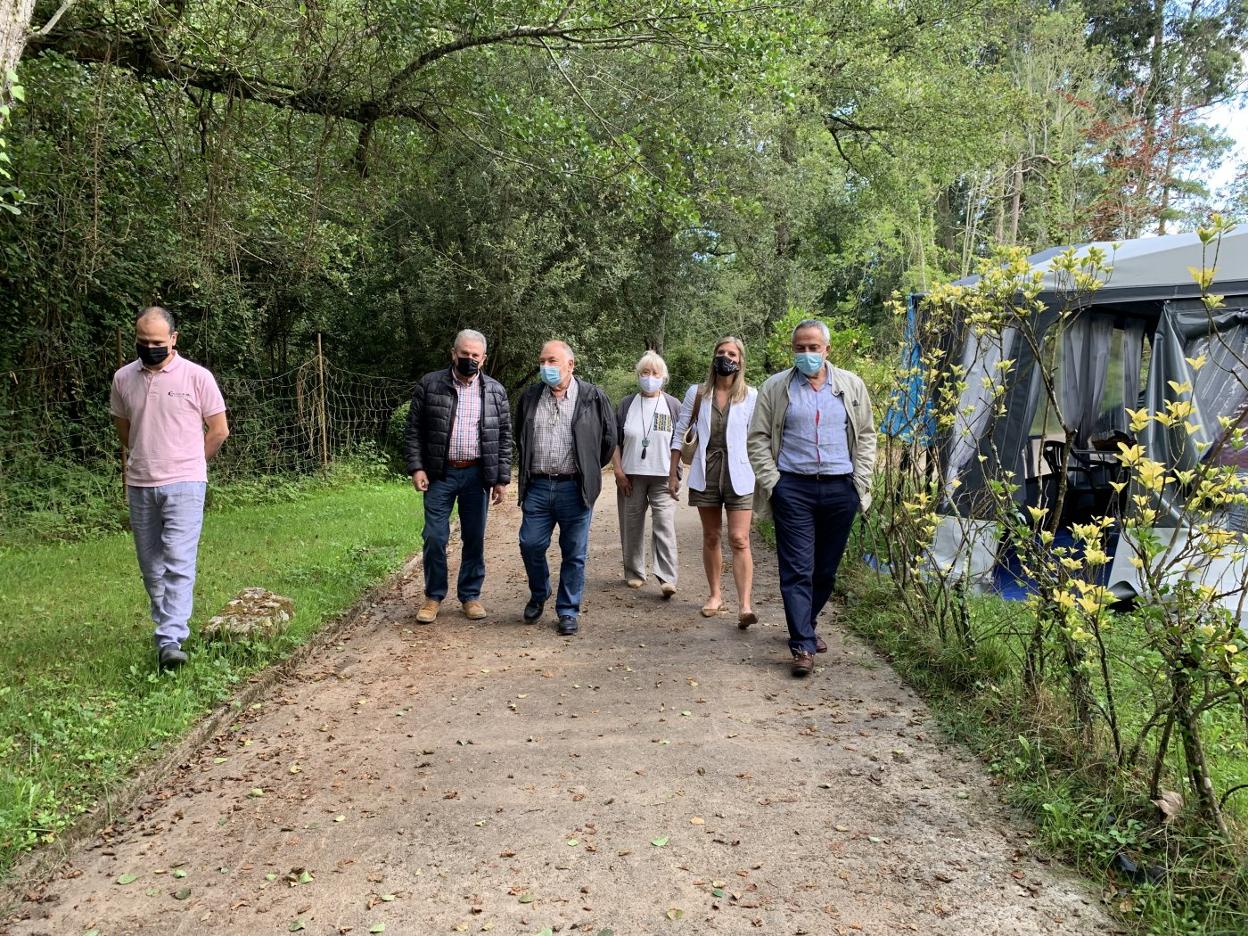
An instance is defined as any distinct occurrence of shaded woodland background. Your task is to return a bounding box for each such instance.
[0,0,1246,530]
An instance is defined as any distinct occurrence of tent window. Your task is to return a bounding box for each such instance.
[1028,320,1150,443]
[1029,331,1062,438]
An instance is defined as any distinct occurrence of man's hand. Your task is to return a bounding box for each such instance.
[490,483,507,506]
[615,469,633,497]
[411,470,429,492]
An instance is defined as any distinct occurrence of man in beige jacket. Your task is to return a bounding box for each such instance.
[747,320,877,677]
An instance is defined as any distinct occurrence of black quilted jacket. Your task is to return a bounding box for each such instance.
[403,367,513,486]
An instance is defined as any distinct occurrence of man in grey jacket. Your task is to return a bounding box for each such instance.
[513,340,616,636]
[747,320,877,677]
[405,329,512,624]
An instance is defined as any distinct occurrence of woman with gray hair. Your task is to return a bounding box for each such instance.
[611,351,682,597]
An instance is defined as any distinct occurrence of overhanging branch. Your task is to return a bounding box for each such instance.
[26,26,439,130]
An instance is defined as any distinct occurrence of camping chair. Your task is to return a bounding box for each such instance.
[1024,433,1063,513]
[1041,439,1097,522]
[1041,439,1124,522]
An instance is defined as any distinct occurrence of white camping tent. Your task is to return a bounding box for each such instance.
[955,228,1248,298]
[909,228,1248,624]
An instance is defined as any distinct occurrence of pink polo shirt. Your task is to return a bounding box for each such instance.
[109,353,227,487]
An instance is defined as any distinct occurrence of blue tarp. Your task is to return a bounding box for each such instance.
[880,294,934,442]
[866,526,1118,603]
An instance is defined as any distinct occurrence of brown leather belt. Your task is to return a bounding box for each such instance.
[447,459,480,468]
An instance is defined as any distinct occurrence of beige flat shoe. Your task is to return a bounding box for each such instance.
[660,582,676,599]
[626,578,645,589]
[416,598,440,624]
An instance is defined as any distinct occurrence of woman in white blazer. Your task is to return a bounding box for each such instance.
[668,336,758,627]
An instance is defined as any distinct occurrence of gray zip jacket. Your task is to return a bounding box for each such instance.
[746,365,877,519]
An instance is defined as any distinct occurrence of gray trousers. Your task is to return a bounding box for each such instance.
[617,474,678,585]
[127,482,207,649]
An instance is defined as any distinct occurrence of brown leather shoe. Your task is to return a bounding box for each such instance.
[416,598,440,624]
[815,635,828,654]
[791,651,815,677]
[462,600,487,620]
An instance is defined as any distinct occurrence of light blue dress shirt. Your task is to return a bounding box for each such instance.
[778,365,853,475]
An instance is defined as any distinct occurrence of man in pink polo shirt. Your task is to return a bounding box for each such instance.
[110,307,229,670]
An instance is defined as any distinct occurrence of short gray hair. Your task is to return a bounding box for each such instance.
[635,350,668,382]
[544,339,575,362]
[137,305,175,332]
[454,329,488,353]
[792,318,830,344]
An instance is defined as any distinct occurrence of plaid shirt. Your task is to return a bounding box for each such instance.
[447,374,482,462]
[531,377,579,474]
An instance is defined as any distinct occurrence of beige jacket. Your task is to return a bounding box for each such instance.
[747,365,877,520]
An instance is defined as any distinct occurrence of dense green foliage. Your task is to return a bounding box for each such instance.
[2,1,1242,464]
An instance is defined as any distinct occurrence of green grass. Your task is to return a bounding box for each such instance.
[840,561,1248,935]
[0,478,419,879]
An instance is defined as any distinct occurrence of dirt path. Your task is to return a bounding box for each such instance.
[7,478,1115,936]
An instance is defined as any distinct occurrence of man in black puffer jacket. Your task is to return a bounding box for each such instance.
[404,329,512,625]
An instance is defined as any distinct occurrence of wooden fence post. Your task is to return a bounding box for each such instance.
[316,332,329,469]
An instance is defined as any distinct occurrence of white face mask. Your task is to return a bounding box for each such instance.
[638,374,663,394]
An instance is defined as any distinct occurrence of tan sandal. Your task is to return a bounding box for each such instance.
[700,601,724,618]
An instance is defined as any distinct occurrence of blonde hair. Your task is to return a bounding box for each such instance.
[700,336,749,404]
[635,350,669,383]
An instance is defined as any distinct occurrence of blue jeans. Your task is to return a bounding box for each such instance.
[127,481,207,649]
[771,473,859,655]
[422,465,490,602]
[519,477,592,620]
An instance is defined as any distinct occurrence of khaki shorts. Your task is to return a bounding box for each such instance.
[693,451,748,514]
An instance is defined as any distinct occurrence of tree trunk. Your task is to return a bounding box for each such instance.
[1138,0,1166,236]
[1172,658,1231,836]
[1,0,38,124]
[762,123,797,368]
[992,166,1006,245]
[1008,161,1024,246]
[645,217,674,355]
[935,186,956,258]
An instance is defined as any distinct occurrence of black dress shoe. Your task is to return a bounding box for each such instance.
[557,616,579,636]
[523,598,545,623]
[158,644,188,671]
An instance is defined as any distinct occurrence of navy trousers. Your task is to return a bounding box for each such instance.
[519,477,593,621]
[771,473,859,655]
[422,464,490,602]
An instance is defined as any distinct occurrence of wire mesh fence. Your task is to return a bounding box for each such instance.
[0,340,415,537]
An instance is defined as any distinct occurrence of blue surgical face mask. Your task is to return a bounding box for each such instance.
[540,364,563,387]
[638,374,663,394]
[794,352,825,377]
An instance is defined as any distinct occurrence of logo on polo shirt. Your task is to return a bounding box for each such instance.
[168,391,193,399]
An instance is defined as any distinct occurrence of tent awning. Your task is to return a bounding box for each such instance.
[952,228,1248,302]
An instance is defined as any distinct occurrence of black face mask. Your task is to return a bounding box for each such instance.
[713,354,740,377]
[455,356,481,377]
[137,344,170,367]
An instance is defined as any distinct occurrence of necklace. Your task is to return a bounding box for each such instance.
[639,394,659,460]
